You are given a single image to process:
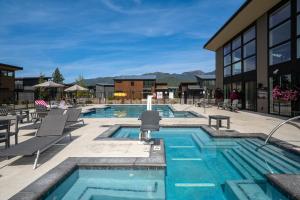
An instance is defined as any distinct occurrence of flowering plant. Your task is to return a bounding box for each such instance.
[272,85,299,102]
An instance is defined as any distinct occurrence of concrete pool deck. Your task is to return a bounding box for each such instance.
[0,103,299,199]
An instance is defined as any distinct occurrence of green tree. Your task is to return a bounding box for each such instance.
[37,73,47,99]
[52,67,64,83]
[75,75,88,97]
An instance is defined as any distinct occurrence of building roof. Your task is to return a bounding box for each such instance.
[15,76,51,80]
[114,75,156,80]
[195,74,216,80]
[204,0,280,51]
[96,83,114,86]
[0,63,23,71]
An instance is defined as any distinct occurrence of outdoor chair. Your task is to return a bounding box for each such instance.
[220,99,231,110]
[48,108,65,116]
[230,99,239,112]
[32,104,48,124]
[0,106,28,123]
[0,113,70,169]
[0,120,10,148]
[65,108,84,127]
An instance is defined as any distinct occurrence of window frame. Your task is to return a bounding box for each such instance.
[268,1,292,66]
[222,24,257,78]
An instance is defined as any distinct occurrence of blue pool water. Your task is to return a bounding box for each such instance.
[82,105,197,118]
[44,128,300,200]
[45,168,165,200]
[112,128,299,200]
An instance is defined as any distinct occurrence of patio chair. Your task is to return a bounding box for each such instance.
[0,120,10,148]
[48,108,65,116]
[32,104,48,124]
[230,99,239,112]
[220,99,231,110]
[0,114,70,169]
[0,106,28,123]
[138,111,161,142]
[65,108,84,127]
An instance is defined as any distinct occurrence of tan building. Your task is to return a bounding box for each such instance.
[114,75,156,100]
[0,63,23,104]
[204,0,300,117]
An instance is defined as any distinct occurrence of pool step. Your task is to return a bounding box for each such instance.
[192,133,238,150]
[238,140,300,174]
[224,180,270,200]
[223,150,263,181]
[246,139,300,169]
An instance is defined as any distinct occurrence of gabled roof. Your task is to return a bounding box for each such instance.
[195,74,216,80]
[204,0,280,51]
[0,63,23,71]
[114,75,156,80]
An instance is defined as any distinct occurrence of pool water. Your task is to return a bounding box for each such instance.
[44,128,300,200]
[82,105,197,118]
[45,168,165,200]
[112,128,299,200]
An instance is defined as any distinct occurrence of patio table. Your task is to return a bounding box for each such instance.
[208,115,230,130]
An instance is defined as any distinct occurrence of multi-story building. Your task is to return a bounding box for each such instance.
[178,82,202,104]
[204,0,300,116]
[15,76,51,103]
[0,63,23,104]
[95,83,114,103]
[114,75,156,100]
[195,74,216,99]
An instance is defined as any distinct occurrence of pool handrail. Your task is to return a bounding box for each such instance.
[256,115,300,151]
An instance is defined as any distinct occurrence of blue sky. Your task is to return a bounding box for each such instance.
[0,0,244,82]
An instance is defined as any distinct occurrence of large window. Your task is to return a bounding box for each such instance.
[269,1,291,65]
[223,25,256,78]
[245,81,257,110]
[297,0,300,58]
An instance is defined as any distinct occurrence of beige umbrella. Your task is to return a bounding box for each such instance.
[33,81,65,105]
[33,80,65,88]
[64,84,88,92]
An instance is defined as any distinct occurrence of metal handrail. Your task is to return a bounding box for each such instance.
[256,115,300,151]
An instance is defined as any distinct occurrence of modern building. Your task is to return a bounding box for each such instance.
[195,74,216,99]
[178,82,202,104]
[15,76,51,103]
[96,83,114,103]
[0,63,23,104]
[204,0,300,116]
[114,75,156,100]
[155,83,169,99]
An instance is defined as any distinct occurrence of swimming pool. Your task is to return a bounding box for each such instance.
[82,105,198,118]
[112,127,299,200]
[43,128,299,199]
[45,168,165,200]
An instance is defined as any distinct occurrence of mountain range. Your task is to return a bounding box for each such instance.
[83,70,215,87]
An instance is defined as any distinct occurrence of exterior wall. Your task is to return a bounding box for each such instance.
[114,80,144,99]
[215,47,223,89]
[256,13,269,113]
[0,75,15,104]
[96,85,114,101]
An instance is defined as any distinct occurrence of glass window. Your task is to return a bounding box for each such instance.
[269,42,291,65]
[223,43,231,55]
[224,54,231,66]
[232,48,241,62]
[232,62,241,75]
[297,38,300,58]
[224,66,231,77]
[269,2,291,28]
[243,40,256,58]
[298,0,300,12]
[243,26,256,44]
[245,81,257,111]
[297,15,300,35]
[232,36,241,50]
[269,20,290,47]
[244,56,256,72]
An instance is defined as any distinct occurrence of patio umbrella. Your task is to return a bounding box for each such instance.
[64,84,88,92]
[64,84,88,104]
[32,81,65,106]
[32,80,65,88]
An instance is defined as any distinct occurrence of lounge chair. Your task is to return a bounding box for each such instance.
[32,105,48,124]
[0,114,70,169]
[48,108,65,115]
[65,108,84,127]
[138,111,161,142]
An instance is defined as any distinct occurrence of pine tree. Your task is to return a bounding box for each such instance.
[52,67,64,83]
